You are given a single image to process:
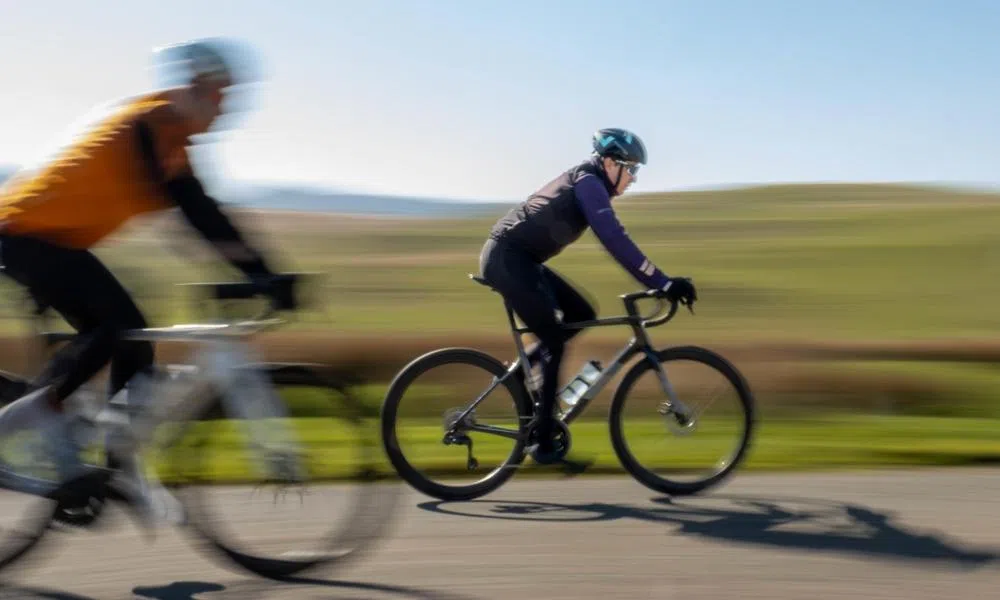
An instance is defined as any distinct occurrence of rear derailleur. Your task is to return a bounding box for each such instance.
[442,408,478,471]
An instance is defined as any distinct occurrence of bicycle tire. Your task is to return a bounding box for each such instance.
[0,480,59,574]
[164,362,400,580]
[609,345,756,496]
[0,366,78,573]
[380,347,532,501]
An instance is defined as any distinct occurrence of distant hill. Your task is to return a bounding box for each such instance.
[232,185,513,218]
[2,164,996,218]
[625,181,1000,206]
[0,166,511,218]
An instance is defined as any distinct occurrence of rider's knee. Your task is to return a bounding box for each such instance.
[129,340,155,369]
[107,319,154,367]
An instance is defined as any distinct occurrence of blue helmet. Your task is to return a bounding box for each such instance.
[592,128,648,165]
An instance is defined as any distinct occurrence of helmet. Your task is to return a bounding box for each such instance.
[150,37,261,89]
[150,38,263,127]
[592,128,648,165]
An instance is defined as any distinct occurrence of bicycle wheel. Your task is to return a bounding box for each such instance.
[0,418,109,573]
[609,345,755,496]
[381,347,532,501]
[160,363,400,580]
[0,471,60,573]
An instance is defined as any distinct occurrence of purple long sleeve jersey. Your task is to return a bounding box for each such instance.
[488,158,670,291]
[572,173,670,290]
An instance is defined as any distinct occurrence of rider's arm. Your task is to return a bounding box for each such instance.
[134,119,275,280]
[573,174,671,290]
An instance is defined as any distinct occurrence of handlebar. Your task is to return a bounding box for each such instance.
[206,273,298,307]
[184,272,314,323]
[28,272,318,347]
[620,289,685,329]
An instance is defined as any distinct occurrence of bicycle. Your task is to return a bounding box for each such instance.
[0,273,399,580]
[380,273,756,501]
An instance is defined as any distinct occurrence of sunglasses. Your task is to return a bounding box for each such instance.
[615,160,641,177]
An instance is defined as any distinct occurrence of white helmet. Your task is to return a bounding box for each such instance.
[150,37,260,89]
[151,37,262,126]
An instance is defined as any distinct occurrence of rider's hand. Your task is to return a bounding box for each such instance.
[251,273,298,311]
[661,277,697,308]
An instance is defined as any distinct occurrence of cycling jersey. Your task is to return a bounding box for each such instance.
[0,91,197,249]
[489,157,670,290]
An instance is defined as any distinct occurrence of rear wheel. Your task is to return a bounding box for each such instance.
[381,348,532,501]
[0,471,60,573]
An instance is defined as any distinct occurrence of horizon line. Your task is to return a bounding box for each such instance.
[3,163,998,203]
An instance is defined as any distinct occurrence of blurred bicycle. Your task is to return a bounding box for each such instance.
[0,273,400,580]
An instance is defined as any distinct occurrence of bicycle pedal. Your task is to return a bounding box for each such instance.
[47,467,112,500]
[526,444,565,466]
[52,497,105,528]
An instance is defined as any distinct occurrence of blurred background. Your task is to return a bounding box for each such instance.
[0,0,998,474]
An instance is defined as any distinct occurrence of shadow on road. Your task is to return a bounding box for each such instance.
[0,584,97,600]
[130,576,478,600]
[417,493,1000,569]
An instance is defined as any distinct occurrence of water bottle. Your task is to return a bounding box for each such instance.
[558,360,603,408]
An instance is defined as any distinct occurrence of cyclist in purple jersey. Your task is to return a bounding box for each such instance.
[480,128,697,463]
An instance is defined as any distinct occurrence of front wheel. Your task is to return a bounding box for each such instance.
[609,345,755,496]
[161,363,399,580]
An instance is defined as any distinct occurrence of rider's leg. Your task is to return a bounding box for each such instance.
[480,239,547,370]
[530,266,596,450]
[0,235,149,472]
[498,266,596,372]
[0,234,176,520]
[480,240,565,452]
[509,265,597,401]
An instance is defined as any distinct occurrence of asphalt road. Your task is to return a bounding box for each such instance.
[1,468,999,599]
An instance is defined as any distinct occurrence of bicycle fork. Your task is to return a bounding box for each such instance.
[197,340,307,484]
[644,350,695,434]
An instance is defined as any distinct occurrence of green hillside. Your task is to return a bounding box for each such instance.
[2,182,999,477]
[2,182,997,346]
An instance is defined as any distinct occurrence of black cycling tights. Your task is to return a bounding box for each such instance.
[0,233,154,404]
[479,238,596,442]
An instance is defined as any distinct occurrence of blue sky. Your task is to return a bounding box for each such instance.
[1,1,997,201]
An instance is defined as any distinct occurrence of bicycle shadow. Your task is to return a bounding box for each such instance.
[0,572,475,600]
[130,575,478,600]
[417,494,1000,570]
[0,584,97,600]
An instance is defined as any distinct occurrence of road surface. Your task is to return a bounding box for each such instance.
[1,468,999,599]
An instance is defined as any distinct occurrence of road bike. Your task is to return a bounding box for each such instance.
[381,274,756,501]
[0,273,399,580]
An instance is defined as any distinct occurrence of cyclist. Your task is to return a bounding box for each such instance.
[0,38,289,522]
[479,128,697,463]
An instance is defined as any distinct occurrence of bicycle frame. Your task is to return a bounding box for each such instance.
[448,279,686,441]
[24,281,308,480]
[0,316,298,509]
[110,315,294,458]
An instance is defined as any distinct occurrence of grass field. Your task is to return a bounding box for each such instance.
[0,182,998,480]
[143,414,1000,484]
[1,181,997,342]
